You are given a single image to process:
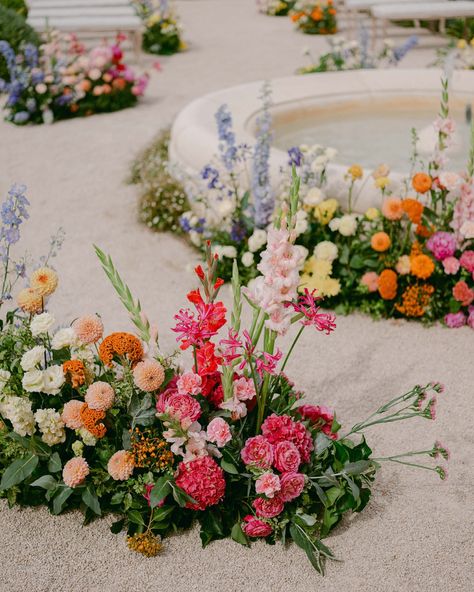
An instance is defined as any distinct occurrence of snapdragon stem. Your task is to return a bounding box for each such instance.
[281,325,305,372]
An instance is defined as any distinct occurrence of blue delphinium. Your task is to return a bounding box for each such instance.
[288,146,303,167]
[201,165,221,189]
[215,104,237,171]
[393,35,418,63]
[252,82,274,228]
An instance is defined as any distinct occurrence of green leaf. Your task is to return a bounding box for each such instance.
[110,491,125,505]
[171,483,196,508]
[128,393,156,428]
[149,477,172,508]
[231,522,249,547]
[48,452,62,473]
[110,518,125,534]
[52,486,73,514]
[311,481,329,506]
[296,513,317,527]
[343,475,360,500]
[220,459,239,474]
[199,510,225,547]
[289,523,324,575]
[349,254,365,270]
[344,460,372,476]
[151,505,174,523]
[127,510,146,526]
[28,436,51,458]
[314,432,332,455]
[82,484,101,516]
[30,475,57,490]
[0,454,39,490]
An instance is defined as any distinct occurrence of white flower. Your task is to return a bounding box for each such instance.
[189,231,202,247]
[71,344,95,366]
[0,396,35,436]
[42,366,65,395]
[213,245,237,259]
[338,214,358,236]
[30,312,55,337]
[35,83,47,94]
[22,369,44,393]
[294,209,308,236]
[51,327,78,350]
[325,147,338,159]
[42,110,54,125]
[439,171,460,192]
[247,229,267,252]
[241,252,254,267]
[294,245,309,263]
[215,199,234,218]
[314,240,338,262]
[460,220,474,239]
[328,217,341,231]
[78,427,97,446]
[303,187,323,207]
[72,440,84,457]
[0,369,11,391]
[34,408,65,446]
[21,346,45,371]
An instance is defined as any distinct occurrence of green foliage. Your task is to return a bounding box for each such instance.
[143,19,181,55]
[0,0,28,17]
[0,6,40,82]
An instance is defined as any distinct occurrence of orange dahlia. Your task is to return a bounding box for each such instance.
[378,269,398,300]
[395,284,434,317]
[63,360,86,388]
[371,231,391,252]
[99,332,144,368]
[411,254,435,280]
[30,267,58,297]
[412,173,432,194]
[80,403,106,439]
[402,198,424,225]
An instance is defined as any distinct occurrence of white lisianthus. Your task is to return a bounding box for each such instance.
[328,217,341,232]
[30,312,55,337]
[0,369,11,390]
[247,229,267,253]
[314,241,338,262]
[34,408,65,446]
[294,210,308,236]
[51,327,78,350]
[460,220,474,239]
[21,345,46,371]
[42,366,65,395]
[303,187,323,207]
[338,214,358,236]
[22,369,45,393]
[241,252,254,268]
[78,427,97,446]
[0,396,35,436]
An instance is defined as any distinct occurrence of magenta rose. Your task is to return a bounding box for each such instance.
[279,472,306,502]
[273,441,301,473]
[253,496,284,518]
[242,515,273,538]
[165,393,201,422]
[241,435,273,469]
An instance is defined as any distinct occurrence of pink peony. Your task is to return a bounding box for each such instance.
[165,393,201,422]
[175,456,226,510]
[242,515,273,537]
[233,376,256,401]
[361,271,379,292]
[206,417,232,448]
[452,281,474,307]
[177,372,202,395]
[273,441,301,473]
[459,250,474,273]
[279,472,306,502]
[442,257,460,275]
[107,450,134,481]
[61,399,84,429]
[255,472,281,498]
[240,435,273,469]
[426,231,457,261]
[85,381,115,411]
[444,311,466,328]
[261,414,313,463]
[253,496,284,518]
[62,457,89,488]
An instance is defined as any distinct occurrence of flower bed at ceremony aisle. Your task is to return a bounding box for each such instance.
[257,0,295,17]
[290,1,337,35]
[132,0,184,56]
[0,178,449,573]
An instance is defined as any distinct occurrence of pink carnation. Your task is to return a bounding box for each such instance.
[361,271,379,292]
[426,231,457,261]
[62,457,89,488]
[175,456,226,510]
[279,472,306,502]
[165,393,201,422]
[241,435,273,469]
[467,307,474,329]
[177,372,202,395]
[233,376,256,401]
[273,441,301,473]
[253,495,284,518]
[460,250,474,273]
[442,257,460,275]
[242,515,273,537]
[261,414,313,463]
[255,472,281,498]
[206,417,232,448]
[61,399,84,429]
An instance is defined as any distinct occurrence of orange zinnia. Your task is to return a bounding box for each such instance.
[411,254,435,280]
[99,332,144,368]
[378,269,398,300]
[371,231,391,252]
[63,360,86,389]
[412,173,432,194]
[402,198,424,225]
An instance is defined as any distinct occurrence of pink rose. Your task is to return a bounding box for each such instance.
[165,393,201,422]
[253,496,284,518]
[460,250,474,273]
[177,372,202,395]
[255,472,281,498]
[273,441,301,473]
[442,256,460,275]
[279,472,306,502]
[241,435,273,469]
[242,515,273,537]
[233,376,256,401]
[206,417,232,448]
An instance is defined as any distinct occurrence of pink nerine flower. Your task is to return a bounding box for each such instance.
[253,496,284,518]
[175,456,226,510]
[206,417,232,448]
[442,257,460,275]
[460,250,474,273]
[286,289,336,334]
[177,372,202,395]
[61,399,84,429]
[261,414,313,463]
[85,382,115,411]
[444,311,466,328]
[273,441,301,473]
[426,231,457,261]
[241,435,273,469]
[165,393,201,422]
[255,472,281,498]
[279,472,306,502]
[233,376,256,401]
[72,314,103,344]
[63,457,89,488]
[107,450,134,481]
[242,515,273,537]
[361,272,379,292]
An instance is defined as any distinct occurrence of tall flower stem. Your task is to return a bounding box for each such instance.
[281,325,305,372]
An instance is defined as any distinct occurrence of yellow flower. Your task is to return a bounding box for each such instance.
[17,288,43,313]
[374,176,390,190]
[470,38,474,48]
[300,271,340,298]
[348,164,363,180]
[147,13,161,26]
[365,207,380,221]
[314,198,339,224]
[304,256,332,278]
[30,267,58,297]
[457,39,467,49]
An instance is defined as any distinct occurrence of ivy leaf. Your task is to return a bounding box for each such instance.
[48,452,62,473]
[82,484,101,516]
[30,474,57,490]
[0,454,39,490]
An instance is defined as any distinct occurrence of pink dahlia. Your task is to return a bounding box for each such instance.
[273,441,301,473]
[255,472,281,498]
[63,457,89,488]
[261,414,313,463]
[242,515,273,538]
[107,450,135,481]
[85,381,115,411]
[165,393,201,422]
[241,435,273,469]
[279,472,306,502]
[426,231,457,261]
[253,496,284,518]
[175,456,226,510]
[460,250,474,273]
[72,314,103,344]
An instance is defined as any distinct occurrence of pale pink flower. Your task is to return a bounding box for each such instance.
[439,171,460,192]
[107,450,134,481]
[219,397,247,420]
[361,271,379,292]
[233,376,256,401]
[177,372,202,395]
[442,257,460,275]
[396,255,411,275]
[133,359,165,392]
[460,220,474,240]
[61,400,84,429]
[85,382,115,411]
[72,315,103,344]
[255,472,281,498]
[206,417,232,448]
[63,457,89,488]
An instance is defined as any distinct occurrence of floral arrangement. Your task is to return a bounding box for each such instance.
[290,0,337,35]
[435,38,474,71]
[132,0,184,55]
[257,0,295,16]
[298,33,418,74]
[0,179,448,573]
[0,32,148,125]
